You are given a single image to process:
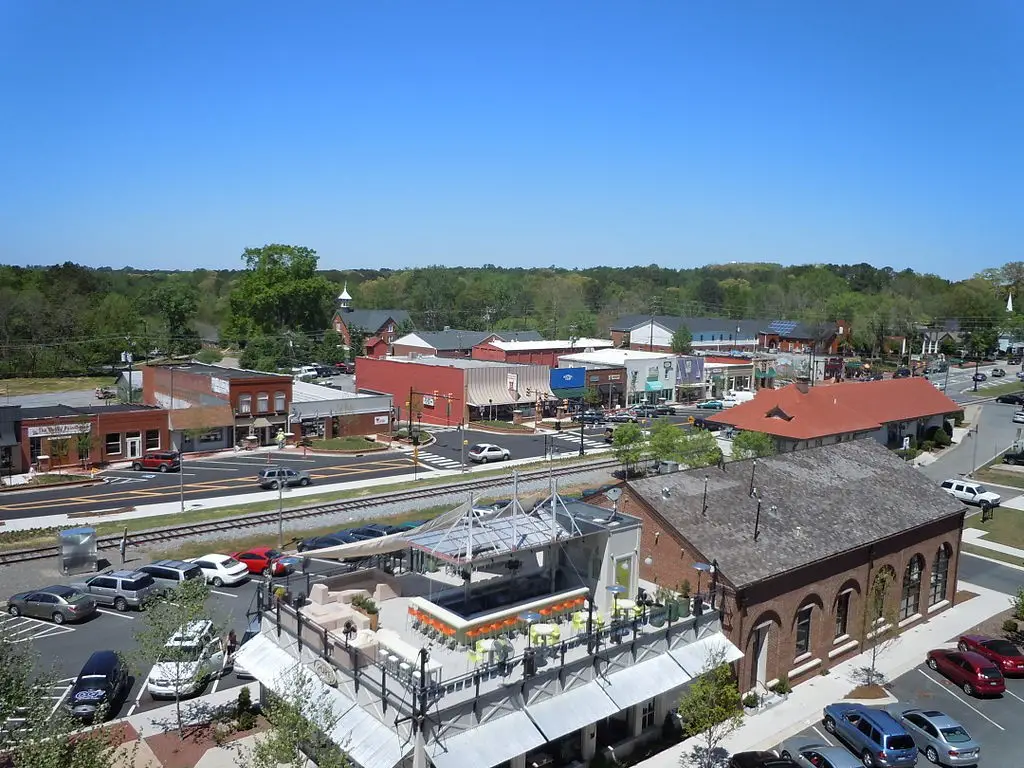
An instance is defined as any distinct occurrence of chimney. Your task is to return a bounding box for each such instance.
[794,378,809,394]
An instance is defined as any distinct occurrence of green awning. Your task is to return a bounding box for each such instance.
[644,381,663,392]
[552,387,587,399]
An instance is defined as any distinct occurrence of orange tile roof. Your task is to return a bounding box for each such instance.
[709,378,960,440]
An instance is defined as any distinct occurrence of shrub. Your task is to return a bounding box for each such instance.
[920,440,935,452]
[395,427,409,439]
[954,412,965,427]
[742,692,759,709]
[896,448,920,461]
[195,348,223,364]
[770,673,792,695]
[933,429,951,448]
[1003,619,1019,634]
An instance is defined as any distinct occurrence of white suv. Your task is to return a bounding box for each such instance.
[146,620,224,698]
[940,479,1000,509]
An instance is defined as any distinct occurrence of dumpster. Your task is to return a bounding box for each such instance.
[59,526,98,575]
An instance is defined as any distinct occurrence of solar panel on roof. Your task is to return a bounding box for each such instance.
[769,320,798,335]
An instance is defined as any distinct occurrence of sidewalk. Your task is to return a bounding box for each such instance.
[962,527,1024,560]
[635,580,1011,768]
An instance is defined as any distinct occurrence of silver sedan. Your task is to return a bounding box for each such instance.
[895,708,980,766]
[777,740,860,768]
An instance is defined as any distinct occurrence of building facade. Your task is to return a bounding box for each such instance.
[558,349,679,405]
[473,337,614,368]
[609,315,762,354]
[602,440,964,693]
[330,286,411,354]
[143,363,293,449]
[290,380,394,439]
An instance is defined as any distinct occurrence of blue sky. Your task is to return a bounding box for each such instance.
[1,2,1021,277]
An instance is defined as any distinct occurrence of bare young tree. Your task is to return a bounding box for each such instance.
[854,566,901,687]
[677,644,743,768]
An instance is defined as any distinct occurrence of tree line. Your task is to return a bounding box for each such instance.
[2,248,1022,377]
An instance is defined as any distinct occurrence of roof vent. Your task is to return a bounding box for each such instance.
[661,487,671,500]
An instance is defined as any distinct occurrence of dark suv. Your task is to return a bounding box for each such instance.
[67,650,129,721]
[136,559,205,595]
[131,451,180,473]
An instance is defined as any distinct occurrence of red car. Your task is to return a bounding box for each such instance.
[926,649,1005,696]
[231,547,293,577]
[959,634,1024,675]
[131,450,180,473]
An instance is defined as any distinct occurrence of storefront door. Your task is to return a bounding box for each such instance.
[125,432,142,460]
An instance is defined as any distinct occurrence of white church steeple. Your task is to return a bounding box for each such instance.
[1008,292,1014,313]
[337,281,352,310]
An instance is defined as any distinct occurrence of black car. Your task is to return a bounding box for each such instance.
[296,533,358,552]
[607,412,637,423]
[633,405,659,418]
[893,367,912,378]
[996,393,1024,405]
[728,751,799,768]
[973,372,988,382]
[655,404,675,415]
[691,417,722,432]
[573,410,605,424]
[1004,449,1024,466]
[67,651,129,721]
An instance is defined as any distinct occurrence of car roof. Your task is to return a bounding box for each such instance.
[913,710,961,729]
[168,620,213,644]
[40,585,78,598]
[237,546,275,555]
[959,650,997,667]
[104,569,148,579]
[80,650,120,676]
[197,553,230,564]
[151,559,196,570]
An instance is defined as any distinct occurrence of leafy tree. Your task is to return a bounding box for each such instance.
[731,431,776,460]
[854,567,900,687]
[612,423,646,477]
[347,326,369,358]
[317,330,347,365]
[74,420,96,469]
[674,429,722,468]
[647,418,682,462]
[48,437,71,473]
[194,347,223,364]
[671,324,693,354]
[938,337,959,357]
[582,387,603,407]
[225,244,337,338]
[677,643,743,768]
[1,626,136,767]
[133,578,217,737]
[241,665,352,768]
[147,282,202,356]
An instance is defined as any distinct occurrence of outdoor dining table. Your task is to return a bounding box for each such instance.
[615,598,636,617]
[532,623,557,645]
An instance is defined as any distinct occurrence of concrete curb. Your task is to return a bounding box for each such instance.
[0,477,104,495]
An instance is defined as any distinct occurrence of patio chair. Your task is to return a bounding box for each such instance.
[547,626,561,646]
[467,649,483,667]
[571,611,587,631]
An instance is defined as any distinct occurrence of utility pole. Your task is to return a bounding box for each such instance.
[122,342,134,403]
[578,397,585,457]
[411,646,429,768]
[973,358,980,392]
[648,298,661,351]
[408,386,414,435]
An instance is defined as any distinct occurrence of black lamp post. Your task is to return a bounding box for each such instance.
[489,398,493,422]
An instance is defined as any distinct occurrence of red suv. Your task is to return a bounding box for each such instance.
[131,451,181,473]
[927,648,1005,696]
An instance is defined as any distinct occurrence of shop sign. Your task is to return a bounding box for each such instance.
[608,374,620,381]
[211,377,230,395]
[374,415,389,425]
[507,373,519,394]
[27,423,91,438]
[422,395,435,407]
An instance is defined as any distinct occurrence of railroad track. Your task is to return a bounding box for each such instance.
[0,458,620,566]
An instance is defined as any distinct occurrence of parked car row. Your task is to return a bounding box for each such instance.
[296,521,413,553]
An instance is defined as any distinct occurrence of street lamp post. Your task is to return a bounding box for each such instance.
[489,398,493,422]
[578,397,585,457]
[461,438,468,472]
[277,479,286,548]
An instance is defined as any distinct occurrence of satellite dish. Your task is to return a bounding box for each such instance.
[606,488,622,502]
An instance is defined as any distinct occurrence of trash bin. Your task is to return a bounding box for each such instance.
[59,526,98,575]
[555,420,562,432]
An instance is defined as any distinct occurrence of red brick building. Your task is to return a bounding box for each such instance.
[330,286,410,355]
[143,363,293,449]
[598,440,963,694]
[11,403,170,472]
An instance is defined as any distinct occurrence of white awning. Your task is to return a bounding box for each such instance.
[596,653,693,710]
[526,681,620,741]
[298,530,412,559]
[231,633,300,683]
[332,698,409,768]
[668,633,744,676]
[430,711,546,768]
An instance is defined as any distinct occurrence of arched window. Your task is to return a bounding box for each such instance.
[900,555,924,620]
[930,545,951,606]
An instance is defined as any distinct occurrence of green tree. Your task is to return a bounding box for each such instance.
[938,337,959,357]
[612,422,646,477]
[647,418,682,463]
[194,347,223,364]
[225,244,338,338]
[347,326,369,358]
[149,283,202,356]
[74,421,96,468]
[731,431,776,460]
[48,437,71,473]
[675,429,722,468]
[671,324,693,354]
[317,330,347,365]
[241,665,351,768]
[582,387,603,407]
[1,626,136,767]
[133,578,217,737]
[677,643,743,768]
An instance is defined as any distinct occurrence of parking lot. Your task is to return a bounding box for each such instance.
[772,645,1024,765]
[9,556,347,721]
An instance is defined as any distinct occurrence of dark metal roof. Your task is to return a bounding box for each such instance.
[413,330,494,351]
[334,308,412,332]
[628,440,964,589]
[17,403,163,420]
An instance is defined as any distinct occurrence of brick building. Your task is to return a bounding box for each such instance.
[600,440,963,694]
[290,380,393,439]
[757,320,847,355]
[6,403,170,472]
[330,285,410,355]
[392,329,544,359]
[472,337,614,368]
[143,363,292,449]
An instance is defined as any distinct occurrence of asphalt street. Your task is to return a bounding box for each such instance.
[918,398,1024,483]
[0,425,601,521]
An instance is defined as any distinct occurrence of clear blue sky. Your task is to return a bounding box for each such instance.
[1,2,1021,277]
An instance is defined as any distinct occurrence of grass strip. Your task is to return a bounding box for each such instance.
[0,376,114,395]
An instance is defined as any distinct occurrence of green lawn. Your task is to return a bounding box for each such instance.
[978,381,1024,398]
[311,437,386,452]
[0,376,113,396]
[974,466,1024,489]
[965,505,1024,549]
[0,453,614,552]
[962,543,1024,568]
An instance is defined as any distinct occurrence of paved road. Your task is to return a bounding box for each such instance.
[925,361,1024,404]
[918,400,1024,483]
[0,426,603,521]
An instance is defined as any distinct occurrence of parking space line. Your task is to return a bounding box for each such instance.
[1003,689,1024,706]
[126,682,147,717]
[811,726,835,746]
[915,669,1005,730]
[96,608,135,620]
[211,590,237,599]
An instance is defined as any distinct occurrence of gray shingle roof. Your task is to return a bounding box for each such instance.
[414,330,494,351]
[335,309,411,334]
[628,440,964,589]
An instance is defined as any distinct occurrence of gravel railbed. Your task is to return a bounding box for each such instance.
[0,465,618,598]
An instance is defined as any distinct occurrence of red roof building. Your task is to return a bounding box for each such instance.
[710,378,961,451]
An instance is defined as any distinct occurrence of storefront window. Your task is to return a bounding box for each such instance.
[930,545,950,605]
[105,433,121,455]
[199,429,223,443]
[238,394,252,414]
[256,392,269,413]
[29,437,42,463]
[145,430,160,450]
[900,555,924,620]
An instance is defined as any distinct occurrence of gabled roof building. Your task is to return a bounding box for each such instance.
[331,284,411,354]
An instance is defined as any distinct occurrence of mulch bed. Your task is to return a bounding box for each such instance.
[144,717,268,768]
[955,589,979,604]
[845,684,889,699]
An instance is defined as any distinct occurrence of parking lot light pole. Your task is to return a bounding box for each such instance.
[462,438,468,472]
[277,480,286,548]
[579,397,585,456]
[974,359,980,392]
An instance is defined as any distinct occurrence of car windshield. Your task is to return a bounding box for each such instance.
[987,640,1022,655]
[973,484,990,493]
[885,735,916,750]
[74,675,111,691]
[470,445,486,452]
[264,550,282,559]
[159,644,202,663]
[939,726,971,743]
[65,592,93,604]
[221,557,241,568]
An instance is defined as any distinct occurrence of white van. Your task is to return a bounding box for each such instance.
[722,390,755,408]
